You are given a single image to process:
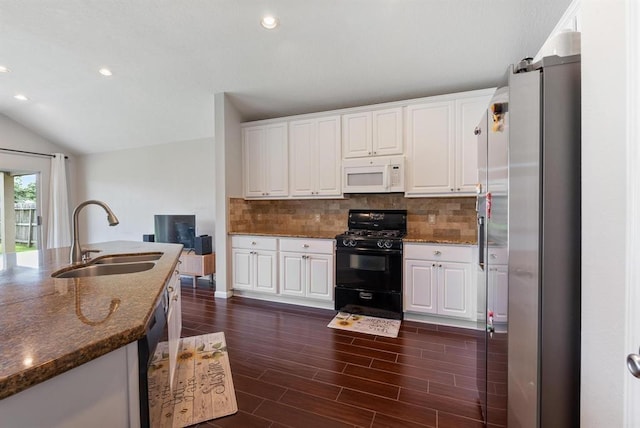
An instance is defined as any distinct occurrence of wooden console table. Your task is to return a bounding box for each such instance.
[179,251,215,288]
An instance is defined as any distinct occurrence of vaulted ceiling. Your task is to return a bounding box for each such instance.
[0,1,571,155]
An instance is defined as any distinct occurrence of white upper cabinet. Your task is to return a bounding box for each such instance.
[289,116,341,198]
[455,94,493,192]
[405,90,494,197]
[243,122,288,199]
[342,107,403,158]
[405,101,456,195]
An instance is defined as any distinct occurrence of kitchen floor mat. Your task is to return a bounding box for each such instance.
[327,312,401,338]
[147,331,237,427]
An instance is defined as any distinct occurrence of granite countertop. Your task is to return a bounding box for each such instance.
[228,230,340,240]
[0,240,182,400]
[229,231,476,245]
[403,235,477,245]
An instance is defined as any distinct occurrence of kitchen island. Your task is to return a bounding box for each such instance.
[0,240,182,426]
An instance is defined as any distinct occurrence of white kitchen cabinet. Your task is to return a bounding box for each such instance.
[342,107,403,158]
[455,94,493,192]
[404,259,438,314]
[405,90,494,196]
[405,101,455,195]
[404,244,475,321]
[289,116,342,197]
[232,236,278,293]
[279,238,334,301]
[487,248,508,323]
[167,268,181,390]
[243,122,288,199]
[488,265,508,323]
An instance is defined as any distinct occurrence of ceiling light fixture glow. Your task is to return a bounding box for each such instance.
[99,68,113,76]
[14,94,29,101]
[261,15,278,29]
[0,66,9,73]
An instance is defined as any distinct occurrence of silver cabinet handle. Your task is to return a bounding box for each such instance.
[474,126,481,136]
[167,286,174,292]
[433,250,441,256]
[628,348,640,378]
[303,244,309,248]
[490,253,497,259]
[251,241,256,245]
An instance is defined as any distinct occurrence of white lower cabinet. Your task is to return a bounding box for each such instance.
[279,238,334,301]
[404,243,475,321]
[488,264,508,323]
[167,268,182,390]
[232,236,278,294]
[231,235,335,304]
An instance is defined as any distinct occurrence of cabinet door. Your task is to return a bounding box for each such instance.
[405,101,455,195]
[372,107,403,156]
[167,271,181,390]
[264,123,289,197]
[489,265,508,323]
[307,253,333,300]
[315,116,342,196]
[243,126,266,198]
[455,95,492,193]
[255,250,277,293]
[280,252,305,297]
[438,262,473,319]
[404,259,438,314]
[289,119,316,197]
[342,111,372,158]
[232,248,253,290]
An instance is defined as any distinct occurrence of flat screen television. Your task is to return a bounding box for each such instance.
[154,215,196,249]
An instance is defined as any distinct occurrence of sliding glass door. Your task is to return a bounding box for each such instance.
[0,171,41,255]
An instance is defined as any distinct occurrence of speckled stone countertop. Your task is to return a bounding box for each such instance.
[228,230,340,240]
[0,240,182,400]
[229,231,475,245]
[403,235,476,245]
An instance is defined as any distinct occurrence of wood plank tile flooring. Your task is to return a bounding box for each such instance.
[177,278,506,428]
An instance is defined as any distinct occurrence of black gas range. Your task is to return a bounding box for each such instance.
[334,209,407,320]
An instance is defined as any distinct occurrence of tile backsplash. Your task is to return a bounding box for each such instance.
[228,194,477,243]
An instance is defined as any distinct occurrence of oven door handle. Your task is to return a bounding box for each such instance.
[359,292,374,300]
[336,247,402,255]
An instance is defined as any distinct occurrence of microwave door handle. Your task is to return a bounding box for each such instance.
[384,164,390,190]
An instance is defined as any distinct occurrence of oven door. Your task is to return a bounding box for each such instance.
[335,246,402,293]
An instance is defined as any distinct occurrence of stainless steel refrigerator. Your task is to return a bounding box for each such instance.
[476,86,509,428]
[477,54,581,427]
[509,55,581,427]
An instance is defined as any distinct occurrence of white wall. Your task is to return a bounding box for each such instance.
[0,114,77,249]
[214,93,243,297]
[581,0,628,426]
[76,138,215,245]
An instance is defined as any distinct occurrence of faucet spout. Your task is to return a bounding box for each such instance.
[70,200,119,264]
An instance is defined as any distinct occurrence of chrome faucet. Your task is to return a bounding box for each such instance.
[70,200,119,264]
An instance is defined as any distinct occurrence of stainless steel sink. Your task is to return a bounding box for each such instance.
[52,262,156,279]
[92,253,163,264]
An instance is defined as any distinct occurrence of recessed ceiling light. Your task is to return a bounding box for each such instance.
[14,94,29,101]
[0,66,9,73]
[99,68,113,76]
[261,15,278,29]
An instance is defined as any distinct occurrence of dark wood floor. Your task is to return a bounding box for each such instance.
[178,278,506,428]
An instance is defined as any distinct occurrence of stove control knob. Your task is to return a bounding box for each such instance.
[343,239,356,247]
[384,240,393,249]
[377,240,384,248]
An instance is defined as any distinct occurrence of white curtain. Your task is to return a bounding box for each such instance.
[47,153,71,248]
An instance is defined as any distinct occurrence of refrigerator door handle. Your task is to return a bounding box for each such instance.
[477,215,485,269]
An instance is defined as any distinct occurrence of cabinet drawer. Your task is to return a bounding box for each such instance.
[404,243,472,263]
[279,238,334,254]
[232,235,278,251]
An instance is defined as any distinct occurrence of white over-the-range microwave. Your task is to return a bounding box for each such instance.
[342,155,405,193]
